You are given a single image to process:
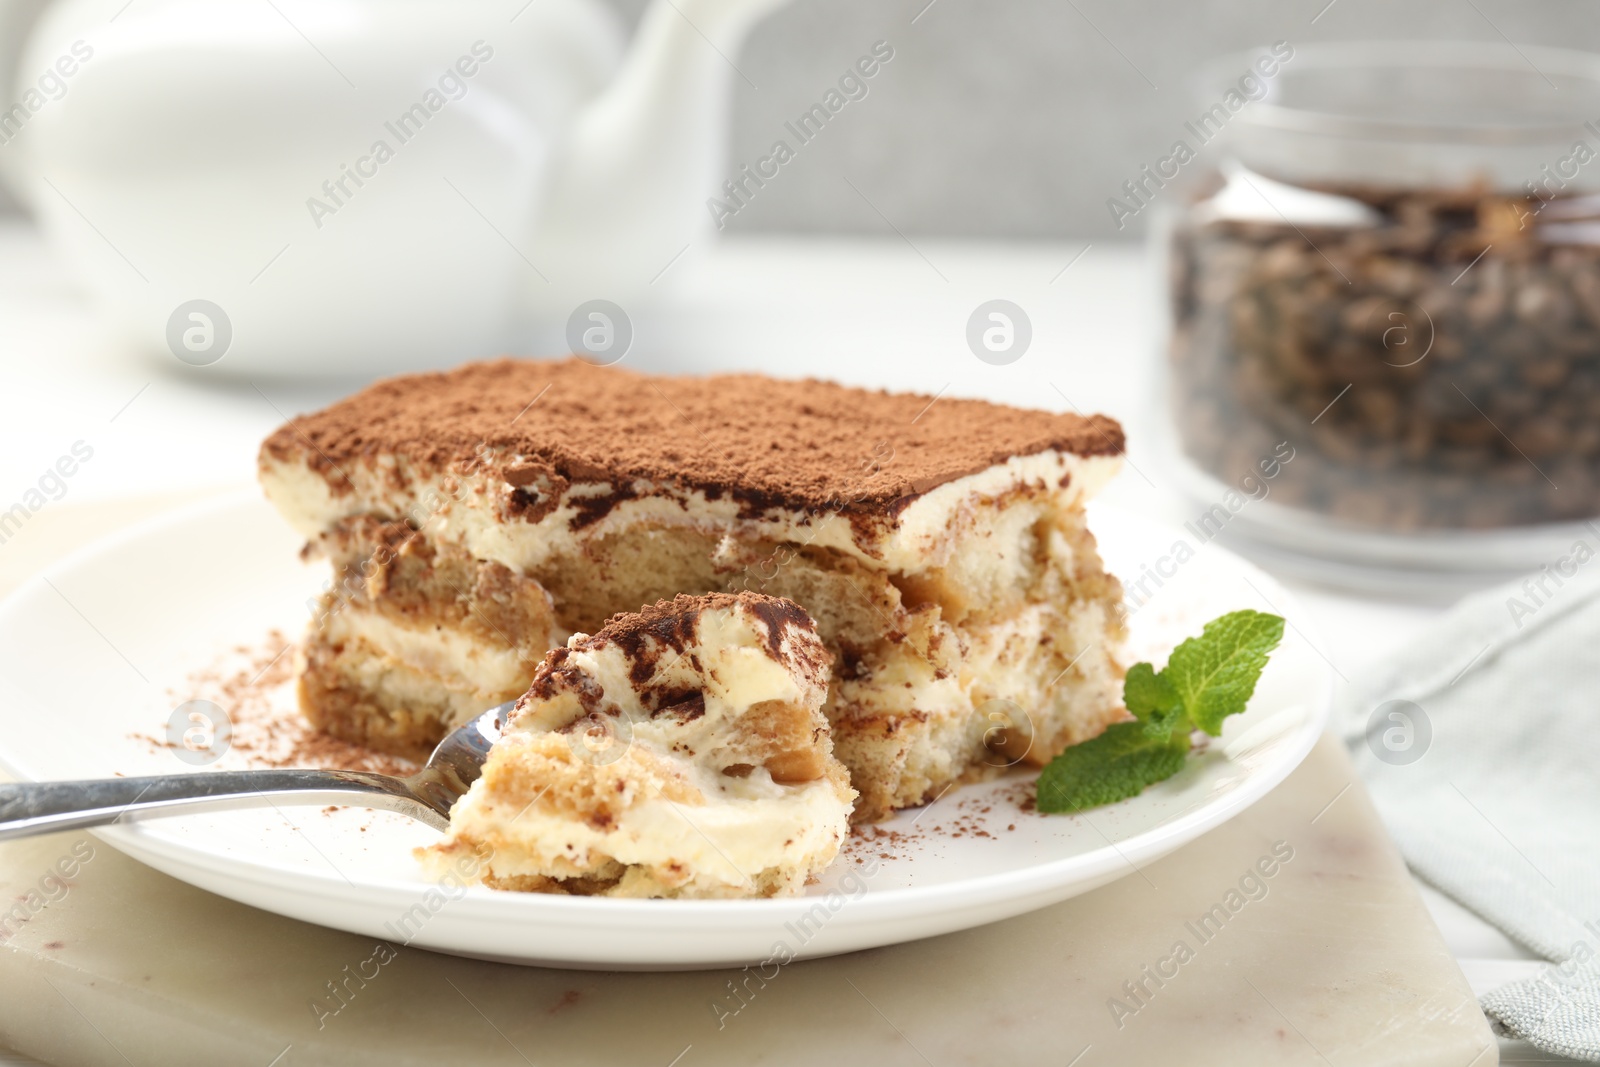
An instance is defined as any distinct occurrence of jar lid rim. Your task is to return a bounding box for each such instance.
[1202,40,1600,144]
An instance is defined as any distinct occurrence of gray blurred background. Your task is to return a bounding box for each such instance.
[622,0,1600,237]
[4,0,1597,237]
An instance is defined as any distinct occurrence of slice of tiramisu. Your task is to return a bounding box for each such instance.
[261,358,1126,821]
[422,592,854,898]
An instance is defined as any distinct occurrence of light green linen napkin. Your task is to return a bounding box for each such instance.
[1342,557,1600,1061]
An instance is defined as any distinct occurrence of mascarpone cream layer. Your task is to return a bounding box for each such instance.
[323,608,536,703]
[435,600,854,896]
[262,450,1121,574]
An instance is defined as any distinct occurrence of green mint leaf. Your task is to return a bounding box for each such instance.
[1123,661,1182,741]
[1035,722,1189,813]
[1163,609,1285,736]
[1034,610,1287,815]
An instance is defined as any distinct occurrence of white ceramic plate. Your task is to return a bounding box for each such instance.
[0,492,1331,970]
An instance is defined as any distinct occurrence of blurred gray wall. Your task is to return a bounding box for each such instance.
[2,0,1596,235]
[610,0,1600,237]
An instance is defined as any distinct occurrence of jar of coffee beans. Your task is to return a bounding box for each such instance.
[1160,42,1600,580]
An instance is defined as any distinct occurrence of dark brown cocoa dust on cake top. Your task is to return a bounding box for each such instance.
[261,358,1124,509]
[523,592,829,713]
[591,592,819,663]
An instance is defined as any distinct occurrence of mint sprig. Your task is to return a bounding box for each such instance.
[1036,610,1285,814]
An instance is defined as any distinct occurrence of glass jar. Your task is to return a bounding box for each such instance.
[1156,41,1600,589]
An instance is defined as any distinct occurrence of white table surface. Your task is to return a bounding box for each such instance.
[0,220,1557,1060]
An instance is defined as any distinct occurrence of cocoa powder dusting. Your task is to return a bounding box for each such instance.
[532,592,829,709]
[259,358,1124,510]
[156,631,420,777]
[838,776,1041,864]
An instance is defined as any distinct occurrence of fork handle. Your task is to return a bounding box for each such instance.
[0,769,445,842]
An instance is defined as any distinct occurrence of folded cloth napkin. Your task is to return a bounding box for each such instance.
[1341,558,1600,1062]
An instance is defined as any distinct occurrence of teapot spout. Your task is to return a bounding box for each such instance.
[535,0,790,290]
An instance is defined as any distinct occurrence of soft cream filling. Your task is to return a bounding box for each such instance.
[836,602,1092,718]
[459,755,848,891]
[514,607,821,761]
[323,607,531,697]
[261,450,1121,574]
[444,605,852,890]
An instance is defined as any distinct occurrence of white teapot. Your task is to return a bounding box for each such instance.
[7,0,786,375]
